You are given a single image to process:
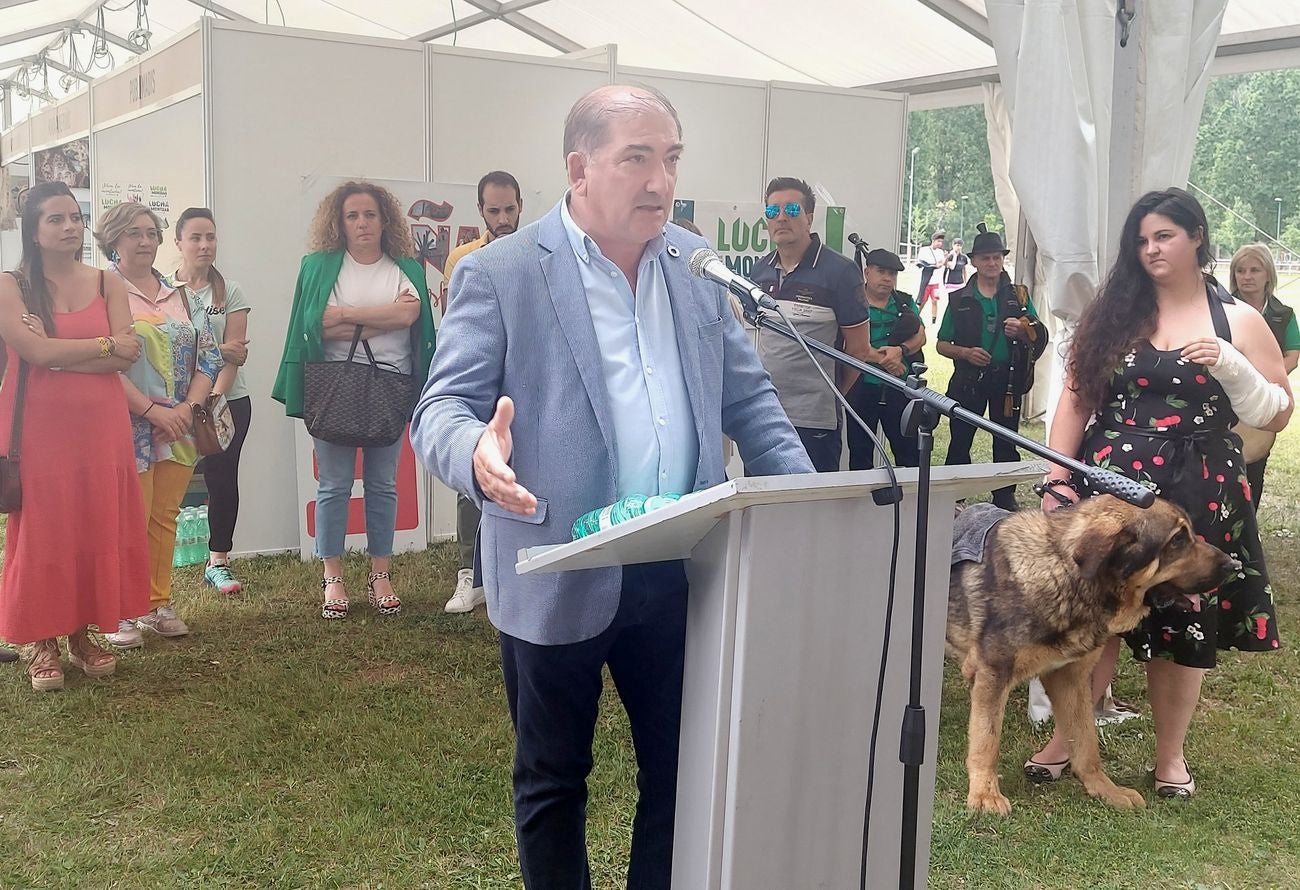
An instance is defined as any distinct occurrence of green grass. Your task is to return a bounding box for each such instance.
[1,317,1298,888]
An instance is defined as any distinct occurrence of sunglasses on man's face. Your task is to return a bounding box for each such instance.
[764,202,803,220]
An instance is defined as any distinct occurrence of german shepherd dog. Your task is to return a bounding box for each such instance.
[947,495,1238,814]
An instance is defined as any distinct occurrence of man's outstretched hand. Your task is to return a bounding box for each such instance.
[473,396,538,515]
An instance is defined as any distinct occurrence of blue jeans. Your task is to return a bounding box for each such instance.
[311,436,402,559]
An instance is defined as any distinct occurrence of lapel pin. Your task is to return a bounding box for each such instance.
[666,244,680,258]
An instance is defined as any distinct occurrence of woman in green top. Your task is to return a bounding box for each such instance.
[273,181,436,620]
[1229,243,1299,504]
[171,208,250,595]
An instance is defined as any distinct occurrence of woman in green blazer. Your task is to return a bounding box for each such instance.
[273,180,436,619]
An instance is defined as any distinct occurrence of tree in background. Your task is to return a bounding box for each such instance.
[902,69,1300,263]
[900,104,1003,253]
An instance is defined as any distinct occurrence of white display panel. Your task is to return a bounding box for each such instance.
[429,47,609,214]
[91,95,206,273]
[617,68,769,204]
[766,84,907,257]
[209,25,428,556]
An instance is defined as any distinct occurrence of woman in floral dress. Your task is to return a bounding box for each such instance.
[1028,189,1292,798]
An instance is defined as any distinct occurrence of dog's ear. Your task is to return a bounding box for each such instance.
[1112,516,1171,578]
[1073,520,1136,580]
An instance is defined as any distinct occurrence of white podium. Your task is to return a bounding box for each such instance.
[517,462,1043,890]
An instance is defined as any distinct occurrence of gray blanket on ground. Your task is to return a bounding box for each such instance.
[951,502,1012,566]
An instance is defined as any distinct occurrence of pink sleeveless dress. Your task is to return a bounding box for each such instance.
[0,295,149,643]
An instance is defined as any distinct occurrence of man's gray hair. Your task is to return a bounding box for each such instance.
[563,84,683,159]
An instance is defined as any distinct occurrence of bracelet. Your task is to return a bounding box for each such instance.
[142,404,155,418]
[96,336,111,358]
[106,336,117,356]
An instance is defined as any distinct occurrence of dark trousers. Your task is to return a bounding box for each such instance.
[845,379,921,470]
[456,493,481,571]
[944,371,1022,510]
[500,561,690,890]
[1247,456,1268,508]
[201,396,251,553]
[796,425,842,473]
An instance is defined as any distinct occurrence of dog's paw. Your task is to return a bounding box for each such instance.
[1093,783,1146,810]
[966,789,1013,815]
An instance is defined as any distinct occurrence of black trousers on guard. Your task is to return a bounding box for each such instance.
[845,378,921,470]
[500,561,689,890]
[944,368,1022,510]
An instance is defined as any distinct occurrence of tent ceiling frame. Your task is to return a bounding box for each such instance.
[413,0,552,42]
[182,0,253,23]
[914,0,991,45]
[414,0,582,53]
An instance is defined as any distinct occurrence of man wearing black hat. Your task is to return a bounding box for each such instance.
[936,224,1047,509]
[845,248,925,469]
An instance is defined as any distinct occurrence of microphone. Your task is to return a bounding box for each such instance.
[687,248,778,312]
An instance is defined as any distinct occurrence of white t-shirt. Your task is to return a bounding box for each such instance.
[323,252,413,374]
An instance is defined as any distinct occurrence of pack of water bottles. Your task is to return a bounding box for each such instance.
[173,505,211,567]
[571,493,682,540]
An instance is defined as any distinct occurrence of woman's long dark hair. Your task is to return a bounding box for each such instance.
[175,206,227,309]
[17,181,79,335]
[1069,187,1213,413]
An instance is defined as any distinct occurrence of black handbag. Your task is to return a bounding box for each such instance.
[303,327,418,447]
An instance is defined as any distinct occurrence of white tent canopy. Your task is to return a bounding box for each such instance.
[3,0,1300,122]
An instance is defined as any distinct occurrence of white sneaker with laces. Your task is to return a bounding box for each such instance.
[136,604,190,638]
[444,568,486,614]
[105,619,144,649]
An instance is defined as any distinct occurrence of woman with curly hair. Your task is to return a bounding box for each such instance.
[272,181,436,619]
[1027,188,1292,799]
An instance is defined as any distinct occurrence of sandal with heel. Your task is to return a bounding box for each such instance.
[26,639,64,692]
[1024,757,1071,784]
[67,629,116,679]
[367,571,401,616]
[1154,760,1196,799]
[321,577,349,620]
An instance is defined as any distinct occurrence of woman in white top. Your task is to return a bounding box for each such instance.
[272,181,436,619]
[171,208,251,595]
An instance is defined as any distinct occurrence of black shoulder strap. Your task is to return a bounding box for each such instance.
[5,272,30,461]
[1206,281,1232,343]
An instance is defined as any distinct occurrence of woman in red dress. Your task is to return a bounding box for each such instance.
[0,182,150,691]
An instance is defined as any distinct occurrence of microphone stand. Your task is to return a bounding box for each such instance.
[735,296,1153,890]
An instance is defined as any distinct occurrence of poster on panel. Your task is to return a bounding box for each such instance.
[32,137,90,189]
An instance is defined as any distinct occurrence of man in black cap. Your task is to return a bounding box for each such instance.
[936,224,1047,509]
[845,248,925,469]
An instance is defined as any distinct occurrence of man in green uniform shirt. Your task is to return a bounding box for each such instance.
[845,248,926,469]
[936,225,1047,509]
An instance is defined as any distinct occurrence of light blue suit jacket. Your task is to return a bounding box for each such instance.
[411,202,813,645]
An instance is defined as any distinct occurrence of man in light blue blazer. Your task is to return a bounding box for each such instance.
[411,84,812,890]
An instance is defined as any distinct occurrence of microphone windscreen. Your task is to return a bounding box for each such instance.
[687,247,719,279]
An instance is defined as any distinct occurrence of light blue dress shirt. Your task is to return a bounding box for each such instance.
[560,198,698,499]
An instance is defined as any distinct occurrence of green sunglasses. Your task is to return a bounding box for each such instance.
[764,202,803,219]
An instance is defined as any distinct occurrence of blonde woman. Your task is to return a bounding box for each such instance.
[272,181,436,619]
[98,202,223,648]
[1229,244,1299,504]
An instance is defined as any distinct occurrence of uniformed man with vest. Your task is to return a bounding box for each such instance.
[936,224,1047,509]
[845,247,926,469]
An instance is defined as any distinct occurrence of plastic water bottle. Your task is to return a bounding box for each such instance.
[194,505,210,564]
[571,493,682,540]
[174,508,191,567]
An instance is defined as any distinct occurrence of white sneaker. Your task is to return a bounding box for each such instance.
[105,619,144,649]
[444,568,486,614]
[136,605,190,638]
